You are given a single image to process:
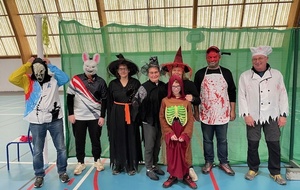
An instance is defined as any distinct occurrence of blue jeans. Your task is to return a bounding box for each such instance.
[201,122,228,164]
[30,119,67,177]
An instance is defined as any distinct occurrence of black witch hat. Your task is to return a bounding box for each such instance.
[107,54,139,77]
[140,56,161,76]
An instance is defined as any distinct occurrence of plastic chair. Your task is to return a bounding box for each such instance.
[6,127,33,170]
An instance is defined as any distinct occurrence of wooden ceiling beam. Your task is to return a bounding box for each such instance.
[95,0,111,81]
[192,0,198,28]
[287,0,300,27]
[96,0,107,27]
[3,0,31,63]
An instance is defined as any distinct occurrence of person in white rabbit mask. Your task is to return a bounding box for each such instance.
[67,52,108,175]
[238,45,289,185]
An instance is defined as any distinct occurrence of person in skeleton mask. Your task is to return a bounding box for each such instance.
[67,52,108,175]
[31,58,51,83]
[9,57,70,188]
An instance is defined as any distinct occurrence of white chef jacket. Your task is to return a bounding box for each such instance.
[238,67,289,123]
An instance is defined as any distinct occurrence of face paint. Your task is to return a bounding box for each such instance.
[83,60,98,76]
[33,63,46,82]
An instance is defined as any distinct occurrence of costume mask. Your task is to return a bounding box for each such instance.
[33,63,46,82]
[82,52,100,76]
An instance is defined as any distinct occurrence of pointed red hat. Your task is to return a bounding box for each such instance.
[161,46,192,77]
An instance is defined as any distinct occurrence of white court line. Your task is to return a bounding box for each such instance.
[72,165,95,190]
[72,144,110,190]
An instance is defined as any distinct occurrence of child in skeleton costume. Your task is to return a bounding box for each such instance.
[159,75,197,189]
[9,57,70,188]
[238,46,289,185]
[161,47,200,181]
[67,52,108,175]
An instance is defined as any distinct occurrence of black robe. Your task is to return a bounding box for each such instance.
[107,77,142,172]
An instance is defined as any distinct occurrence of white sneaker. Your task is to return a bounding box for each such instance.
[74,163,86,175]
[189,167,198,181]
[94,159,105,171]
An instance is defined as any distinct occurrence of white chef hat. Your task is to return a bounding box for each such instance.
[250,46,272,57]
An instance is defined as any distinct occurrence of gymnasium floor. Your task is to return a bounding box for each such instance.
[1,92,300,190]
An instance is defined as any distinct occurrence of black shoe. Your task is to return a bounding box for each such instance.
[146,169,159,180]
[202,162,213,174]
[128,170,136,176]
[153,166,165,175]
[59,173,70,183]
[34,177,44,188]
[219,163,235,176]
[112,166,123,175]
[112,169,120,175]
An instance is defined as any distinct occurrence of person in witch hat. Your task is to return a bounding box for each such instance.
[131,56,167,181]
[106,54,143,176]
[194,46,236,176]
[161,47,200,121]
[160,47,200,182]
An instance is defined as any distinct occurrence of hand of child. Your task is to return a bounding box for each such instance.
[178,137,184,142]
[171,134,178,141]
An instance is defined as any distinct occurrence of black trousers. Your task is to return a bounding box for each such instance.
[72,119,102,163]
[246,119,281,175]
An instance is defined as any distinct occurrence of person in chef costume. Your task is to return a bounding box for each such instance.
[238,45,289,185]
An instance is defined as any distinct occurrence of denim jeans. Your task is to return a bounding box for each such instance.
[201,122,228,164]
[30,118,67,177]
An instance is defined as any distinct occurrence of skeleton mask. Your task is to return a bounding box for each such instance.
[33,62,46,82]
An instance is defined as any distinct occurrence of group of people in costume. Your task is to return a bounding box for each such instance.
[8,44,288,189]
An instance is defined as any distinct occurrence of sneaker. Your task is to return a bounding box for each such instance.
[245,170,258,180]
[270,174,287,185]
[183,175,198,189]
[219,163,235,176]
[59,173,70,183]
[34,177,44,188]
[202,162,213,174]
[153,166,165,175]
[146,169,159,180]
[94,159,105,171]
[189,167,198,181]
[74,162,86,175]
[162,176,178,188]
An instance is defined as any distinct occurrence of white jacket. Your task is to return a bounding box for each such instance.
[238,67,289,123]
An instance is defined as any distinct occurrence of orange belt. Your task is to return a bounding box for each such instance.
[114,101,132,124]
